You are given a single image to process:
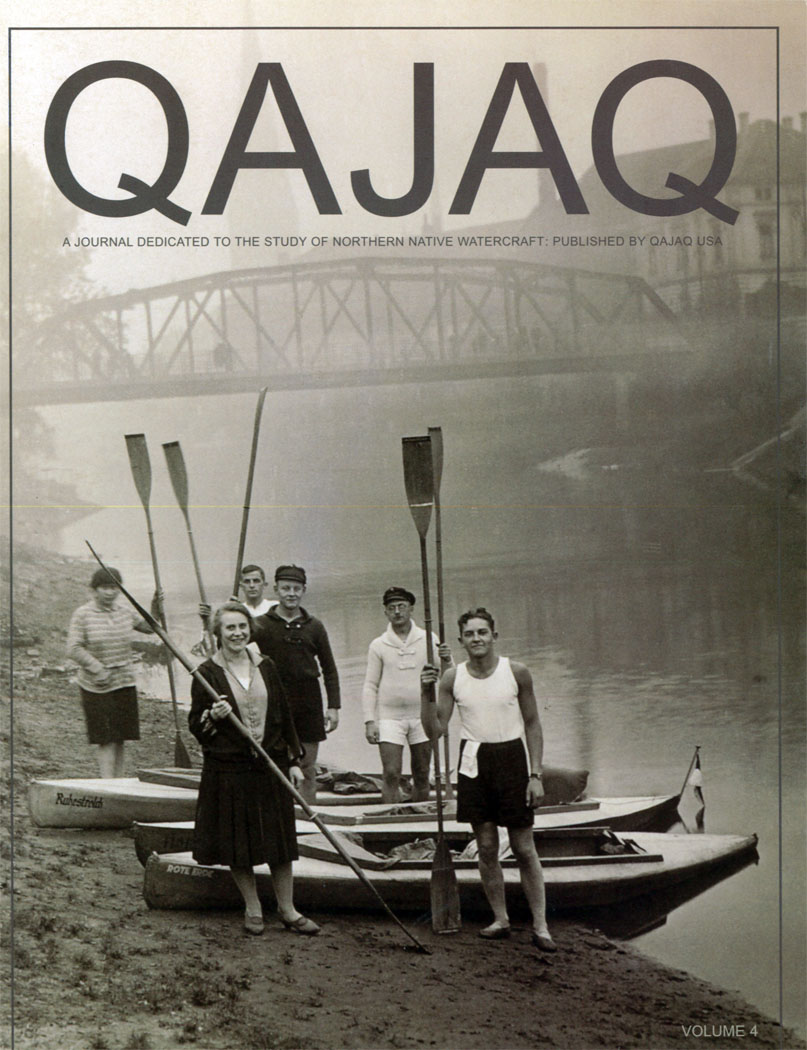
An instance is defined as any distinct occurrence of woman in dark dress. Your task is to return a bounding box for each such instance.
[189,601,320,936]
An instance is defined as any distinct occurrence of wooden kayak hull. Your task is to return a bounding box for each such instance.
[136,764,593,809]
[142,831,758,915]
[132,791,679,864]
[28,777,198,829]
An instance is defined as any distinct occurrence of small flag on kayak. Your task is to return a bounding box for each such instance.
[687,750,705,831]
[689,751,704,806]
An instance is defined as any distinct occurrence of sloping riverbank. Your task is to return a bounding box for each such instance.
[5,543,803,1050]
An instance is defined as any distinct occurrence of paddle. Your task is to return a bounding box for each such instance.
[85,541,430,956]
[124,433,193,769]
[232,387,268,598]
[162,441,214,655]
[402,435,461,934]
[428,426,453,803]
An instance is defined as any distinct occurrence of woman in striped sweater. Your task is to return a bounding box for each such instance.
[66,567,158,777]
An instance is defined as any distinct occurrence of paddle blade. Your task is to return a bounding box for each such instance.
[125,433,153,508]
[174,732,193,769]
[430,837,461,934]
[427,426,443,492]
[163,441,190,511]
[402,436,434,537]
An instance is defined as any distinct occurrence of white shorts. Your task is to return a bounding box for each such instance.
[378,717,429,747]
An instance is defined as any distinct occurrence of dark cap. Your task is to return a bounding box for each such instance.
[275,564,307,585]
[383,586,416,607]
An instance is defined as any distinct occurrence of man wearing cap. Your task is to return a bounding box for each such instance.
[419,607,555,952]
[361,587,453,803]
[252,566,340,805]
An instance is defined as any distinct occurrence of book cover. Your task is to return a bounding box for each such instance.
[5,3,805,1048]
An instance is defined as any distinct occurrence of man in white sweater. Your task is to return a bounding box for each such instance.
[361,586,452,803]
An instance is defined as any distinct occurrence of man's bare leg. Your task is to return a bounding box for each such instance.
[409,740,432,802]
[379,741,404,803]
[474,821,510,933]
[508,825,553,944]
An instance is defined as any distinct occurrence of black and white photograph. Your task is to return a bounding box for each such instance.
[5,2,806,1048]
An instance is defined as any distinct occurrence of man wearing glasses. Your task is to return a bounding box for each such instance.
[361,586,452,803]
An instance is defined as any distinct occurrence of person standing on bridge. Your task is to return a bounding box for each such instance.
[252,566,340,805]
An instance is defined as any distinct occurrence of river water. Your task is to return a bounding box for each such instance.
[26,386,806,1037]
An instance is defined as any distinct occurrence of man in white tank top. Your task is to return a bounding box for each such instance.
[420,608,555,952]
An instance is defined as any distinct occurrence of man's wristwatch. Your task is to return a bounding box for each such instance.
[529,772,543,780]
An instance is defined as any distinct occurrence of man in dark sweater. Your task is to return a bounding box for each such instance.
[252,565,340,804]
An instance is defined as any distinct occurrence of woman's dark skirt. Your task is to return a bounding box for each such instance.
[80,686,140,745]
[192,752,298,869]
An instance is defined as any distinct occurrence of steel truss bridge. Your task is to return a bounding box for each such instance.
[15,257,691,406]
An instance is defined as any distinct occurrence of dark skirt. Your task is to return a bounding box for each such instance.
[286,678,326,743]
[80,686,140,745]
[192,752,298,868]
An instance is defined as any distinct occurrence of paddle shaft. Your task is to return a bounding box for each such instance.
[416,532,460,933]
[163,442,213,653]
[428,426,452,802]
[417,534,447,840]
[141,509,187,734]
[124,436,183,738]
[85,543,429,955]
[232,388,268,597]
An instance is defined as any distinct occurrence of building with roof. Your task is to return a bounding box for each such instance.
[527,112,806,320]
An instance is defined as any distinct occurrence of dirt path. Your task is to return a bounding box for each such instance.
[4,543,803,1050]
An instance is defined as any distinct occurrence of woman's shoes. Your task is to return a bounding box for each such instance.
[243,913,265,936]
[280,914,321,936]
[479,921,511,940]
[531,931,557,952]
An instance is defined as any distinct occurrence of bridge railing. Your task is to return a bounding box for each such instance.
[14,257,689,403]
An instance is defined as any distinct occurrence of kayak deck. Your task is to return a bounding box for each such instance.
[141,830,758,914]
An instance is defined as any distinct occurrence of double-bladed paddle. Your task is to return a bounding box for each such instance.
[428,426,453,803]
[162,441,214,655]
[232,387,268,599]
[85,541,430,956]
[125,433,193,769]
[402,435,461,934]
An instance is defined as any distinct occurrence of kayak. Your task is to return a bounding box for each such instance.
[136,763,592,809]
[27,777,198,829]
[141,828,759,914]
[131,788,680,864]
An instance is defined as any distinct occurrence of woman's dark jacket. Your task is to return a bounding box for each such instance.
[188,656,303,764]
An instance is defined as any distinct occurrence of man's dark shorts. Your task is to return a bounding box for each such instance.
[456,738,533,829]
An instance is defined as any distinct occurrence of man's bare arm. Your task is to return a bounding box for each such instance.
[420,664,456,740]
[512,660,545,804]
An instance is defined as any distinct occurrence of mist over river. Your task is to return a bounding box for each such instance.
[20,376,806,1036]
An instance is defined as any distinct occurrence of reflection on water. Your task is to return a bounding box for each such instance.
[579,848,760,940]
